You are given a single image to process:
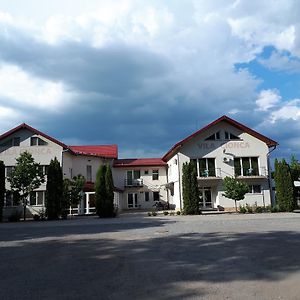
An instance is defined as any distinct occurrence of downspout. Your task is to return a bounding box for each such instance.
[61,148,69,177]
[267,145,277,207]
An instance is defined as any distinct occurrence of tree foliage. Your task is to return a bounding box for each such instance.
[8,151,44,220]
[182,161,200,214]
[46,157,63,220]
[0,160,5,222]
[274,158,295,211]
[95,164,115,217]
[222,176,249,211]
[62,175,86,213]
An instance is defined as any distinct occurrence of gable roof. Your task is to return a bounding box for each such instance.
[162,115,278,161]
[0,123,69,149]
[114,158,167,168]
[69,145,118,159]
[0,123,118,159]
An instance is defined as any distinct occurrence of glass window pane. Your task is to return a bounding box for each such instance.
[234,158,241,176]
[242,157,250,175]
[37,192,44,205]
[253,185,261,193]
[251,158,259,175]
[133,170,140,179]
[30,192,36,206]
[152,170,159,180]
[153,192,160,201]
[199,159,206,176]
[207,159,215,176]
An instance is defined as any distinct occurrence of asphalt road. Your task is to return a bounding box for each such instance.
[0,212,300,300]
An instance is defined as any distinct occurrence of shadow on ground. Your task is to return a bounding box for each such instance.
[1,226,300,299]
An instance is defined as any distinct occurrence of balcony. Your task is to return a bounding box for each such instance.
[235,167,267,178]
[197,168,222,180]
[124,178,143,187]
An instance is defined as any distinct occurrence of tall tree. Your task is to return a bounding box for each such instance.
[105,164,115,217]
[46,157,63,220]
[95,164,107,217]
[222,176,249,212]
[0,161,5,222]
[182,162,200,214]
[8,151,44,220]
[62,175,85,216]
[274,158,295,211]
[95,164,116,218]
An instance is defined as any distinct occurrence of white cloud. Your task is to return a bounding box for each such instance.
[259,51,300,74]
[270,99,300,123]
[256,89,281,111]
[0,64,73,111]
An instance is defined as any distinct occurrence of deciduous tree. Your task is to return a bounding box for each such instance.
[8,151,44,220]
[222,176,249,212]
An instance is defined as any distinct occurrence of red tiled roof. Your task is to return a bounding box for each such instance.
[69,145,118,159]
[0,123,69,150]
[162,115,278,161]
[114,158,167,168]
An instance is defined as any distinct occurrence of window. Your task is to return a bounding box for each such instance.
[248,185,261,194]
[31,137,47,146]
[30,191,45,206]
[205,131,220,141]
[224,131,240,140]
[152,170,159,180]
[193,158,216,177]
[144,170,149,175]
[126,170,141,186]
[6,166,14,177]
[234,157,259,176]
[153,191,160,202]
[87,165,92,182]
[145,192,149,201]
[13,137,20,146]
[38,165,49,175]
[127,193,138,208]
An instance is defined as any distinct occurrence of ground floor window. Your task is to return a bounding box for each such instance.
[127,193,138,208]
[248,185,261,194]
[4,191,19,207]
[199,187,212,208]
[145,192,149,201]
[153,191,160,202]
[29,191,45,206]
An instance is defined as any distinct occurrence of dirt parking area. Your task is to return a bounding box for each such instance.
[0,212,300,299]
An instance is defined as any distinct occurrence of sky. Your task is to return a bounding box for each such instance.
[0,0,300,160]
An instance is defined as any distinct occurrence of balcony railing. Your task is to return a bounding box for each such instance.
[124,178,143,187]
[235,167,267,177]
[197,168,221,178]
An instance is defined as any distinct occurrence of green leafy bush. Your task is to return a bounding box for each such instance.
[239,205,247,214]
[152,211,157,216]
[163,211,169,216]
[246,203,253,213]
[176,211,181,215]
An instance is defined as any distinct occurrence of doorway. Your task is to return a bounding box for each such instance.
[199,187,212,208]
[127,193,138,208]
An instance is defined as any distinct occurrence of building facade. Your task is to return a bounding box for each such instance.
[0,116,277,217]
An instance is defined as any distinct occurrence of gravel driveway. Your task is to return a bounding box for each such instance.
[1,212,300,300]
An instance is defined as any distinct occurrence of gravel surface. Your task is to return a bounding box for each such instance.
[0,212,300,300]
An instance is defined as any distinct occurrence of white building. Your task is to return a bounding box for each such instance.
[163,115,277,211]
[0,115,277,217]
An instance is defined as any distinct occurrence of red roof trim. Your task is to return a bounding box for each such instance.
[0,123,70,150]
[114,158,167,168]
[162,115,278,161]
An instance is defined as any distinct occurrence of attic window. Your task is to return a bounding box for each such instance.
[31,137,48,146]
[205,131,220,141]
[225,131,240,140]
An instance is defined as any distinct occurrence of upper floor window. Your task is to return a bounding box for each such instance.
[125,170,141,186]
[198,158,216,177]
[225,131,240,140]
[0,137,20,147]
[205,131,220,141]
[86,165,92,182]
[38,165,49,176]
[30,137,47,146]
[144,170,149,175]
[234,157,259,176]
[152,170,159,180]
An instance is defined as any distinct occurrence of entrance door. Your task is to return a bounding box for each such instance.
[199,188,212,208]
[127,193,138,208]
